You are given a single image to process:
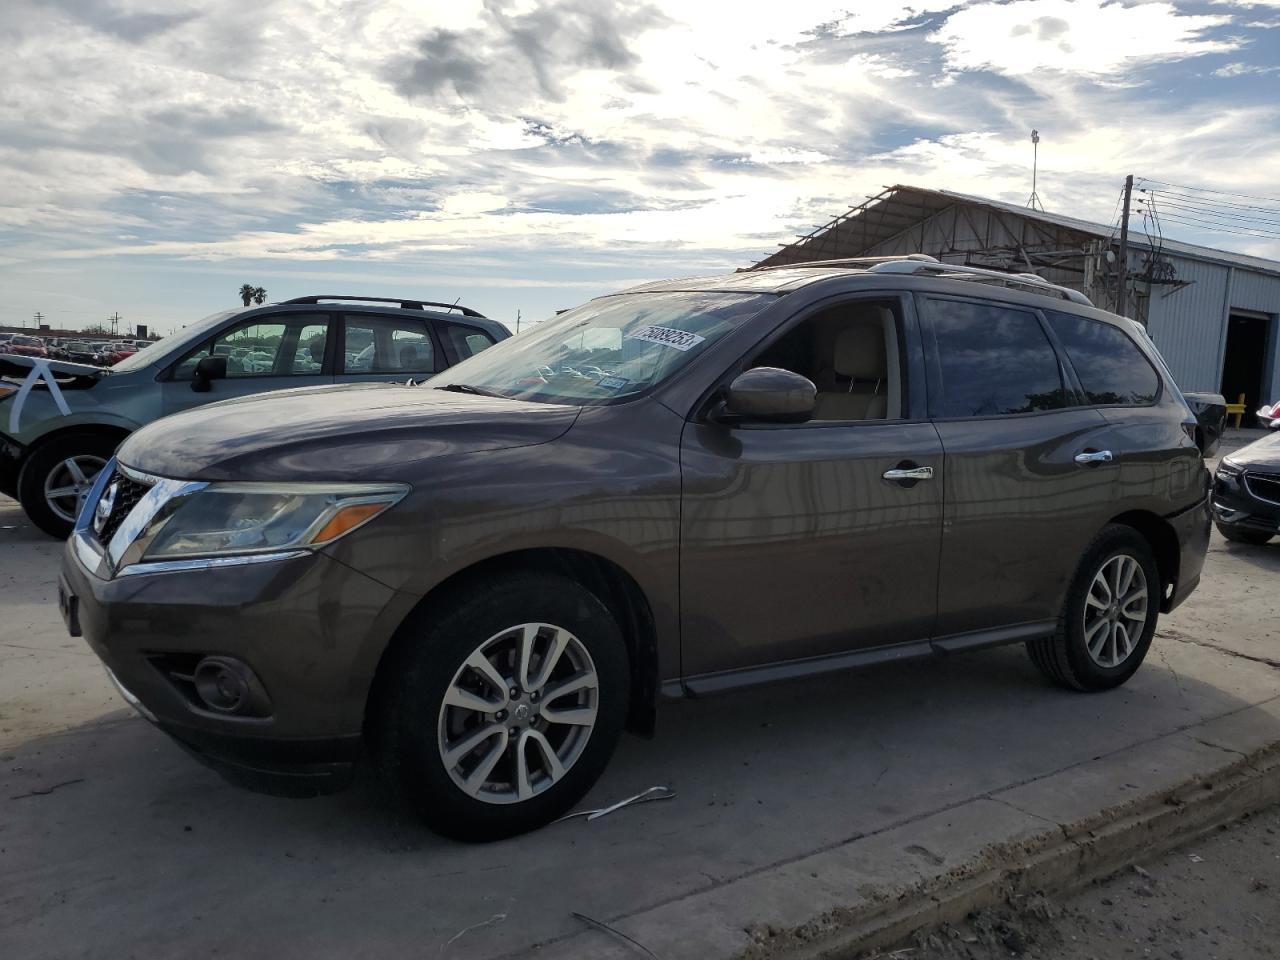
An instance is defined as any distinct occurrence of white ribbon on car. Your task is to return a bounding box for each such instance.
[8,358,72,434]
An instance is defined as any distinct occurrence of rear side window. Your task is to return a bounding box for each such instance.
[342,315,438,374]
[1045,311,1159,406]
[925,299,1069,418]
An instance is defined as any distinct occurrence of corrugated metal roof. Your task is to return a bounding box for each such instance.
[756,184,1280,278]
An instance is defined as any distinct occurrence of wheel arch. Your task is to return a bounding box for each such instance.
[15,422,132,475]
[1107,510,1180,612]
[365,547,660,740]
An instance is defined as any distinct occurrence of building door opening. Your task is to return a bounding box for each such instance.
[1220,313,1273,427]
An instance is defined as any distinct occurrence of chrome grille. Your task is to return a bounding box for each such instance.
[1244,471,1280,506]
[95,469,152,545]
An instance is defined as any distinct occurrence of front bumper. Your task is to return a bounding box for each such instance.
[0,431,23,498]
[1212,466,1280,536]
[61,527,400,795]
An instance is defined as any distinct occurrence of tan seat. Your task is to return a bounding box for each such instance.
[813,322,887,421]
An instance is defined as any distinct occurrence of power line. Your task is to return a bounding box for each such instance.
[1137,188,1280,216]
[1148,213,1280,241]
[1137,177,1280,205]
[1142,198,1280,229]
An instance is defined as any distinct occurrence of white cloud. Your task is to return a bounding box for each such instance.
[2,0,1279,324]
[931,0,1237,76]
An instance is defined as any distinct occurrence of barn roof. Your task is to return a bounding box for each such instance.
[753,184,1280,278]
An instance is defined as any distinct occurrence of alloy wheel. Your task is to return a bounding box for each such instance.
[437,622,599,805]
[1083,553,1148,668]
[43,455,108,524]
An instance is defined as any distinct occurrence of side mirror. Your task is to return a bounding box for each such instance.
[720,367,816,424]
[191,355,227,393]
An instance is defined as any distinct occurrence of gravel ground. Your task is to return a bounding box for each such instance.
[886,804,1280,960]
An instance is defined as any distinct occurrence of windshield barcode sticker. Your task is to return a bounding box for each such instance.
[624,325,706,352]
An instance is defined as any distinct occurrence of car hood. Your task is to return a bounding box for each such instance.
[117,382,582,482]
[1224,431,1280,470]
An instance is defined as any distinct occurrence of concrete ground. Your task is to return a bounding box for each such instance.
[2,432,1278,960]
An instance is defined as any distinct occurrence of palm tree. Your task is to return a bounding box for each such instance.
[238,284,255,307]
[252,286,267,305]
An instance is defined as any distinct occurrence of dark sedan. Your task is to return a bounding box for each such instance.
[1213,433,1280,544]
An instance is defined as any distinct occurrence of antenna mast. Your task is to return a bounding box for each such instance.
[1027,129,1044,212]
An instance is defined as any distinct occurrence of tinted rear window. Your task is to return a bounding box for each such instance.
[1045,311,1159,406]
[926,299,1068,418]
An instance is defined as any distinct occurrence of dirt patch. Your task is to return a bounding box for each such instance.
[873,805,1280,960]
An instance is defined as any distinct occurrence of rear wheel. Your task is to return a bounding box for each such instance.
[17,433,118,539]
[1027,524,1160,691]
[372,571,629,841]
[1215,522,1273,545]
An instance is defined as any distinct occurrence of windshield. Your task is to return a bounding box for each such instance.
[111,308,233,373]
[426,291,773,404]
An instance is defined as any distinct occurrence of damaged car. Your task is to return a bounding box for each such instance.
[0,296,507,537]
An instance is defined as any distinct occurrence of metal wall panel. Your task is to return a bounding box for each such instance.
[1142,257,1229,392]
[1231,270,1280,315]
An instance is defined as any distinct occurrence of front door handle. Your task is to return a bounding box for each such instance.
[883,465,934,481]
[1074,449,1114,465]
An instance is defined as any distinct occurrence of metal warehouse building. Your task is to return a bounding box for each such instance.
[753,185,1280,414]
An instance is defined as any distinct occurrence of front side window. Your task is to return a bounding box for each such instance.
[749,298,905,421]
[926,299,1069,418]
[342,316,437,374]
[426,291,774,404]
[1045,310,1159,406]
[173,314,330,379]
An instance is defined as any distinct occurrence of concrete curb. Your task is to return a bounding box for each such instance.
[543,698,1280,960]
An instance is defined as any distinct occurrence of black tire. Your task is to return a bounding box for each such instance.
[372,571,630,841]
[1215,522,1273,546]
[16,432,119,539]
[1026,524,1160,692]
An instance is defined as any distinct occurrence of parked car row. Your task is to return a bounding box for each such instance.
[15,267,1222,841]
[0,333,156,367]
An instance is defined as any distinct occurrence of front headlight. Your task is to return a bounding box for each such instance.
[1217,458,1243,477]
[141,482,409,561]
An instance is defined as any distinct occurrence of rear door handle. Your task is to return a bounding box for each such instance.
[1074,449,1113,465]
[883,466,934,481]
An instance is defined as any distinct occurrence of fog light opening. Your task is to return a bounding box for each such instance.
[193,657,253,714]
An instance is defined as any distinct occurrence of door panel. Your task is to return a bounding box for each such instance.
[679,420,945,676]
[933,408,1117,634]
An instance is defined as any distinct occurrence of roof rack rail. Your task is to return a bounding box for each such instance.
[282,295,487,318]
[751,254,938,272]
[866,260,1093,305]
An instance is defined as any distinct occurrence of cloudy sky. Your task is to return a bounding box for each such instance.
[3,0,1279,335]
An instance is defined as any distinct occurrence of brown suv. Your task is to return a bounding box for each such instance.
[59,257,1211,840]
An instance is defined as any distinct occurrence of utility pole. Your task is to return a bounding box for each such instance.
[1116,174,1133,317]
[109,312,121,337]
[32,311,43,329]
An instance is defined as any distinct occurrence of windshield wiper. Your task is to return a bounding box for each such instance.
[435,383,503,398]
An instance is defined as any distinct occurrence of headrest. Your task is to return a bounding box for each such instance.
[309,337,325,362]
[834,319,886,380]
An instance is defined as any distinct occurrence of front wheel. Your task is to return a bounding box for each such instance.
[1215,521,1273,545]
[372,571,630,841]
[16,433,118,539]
[1027,525,1160,691]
